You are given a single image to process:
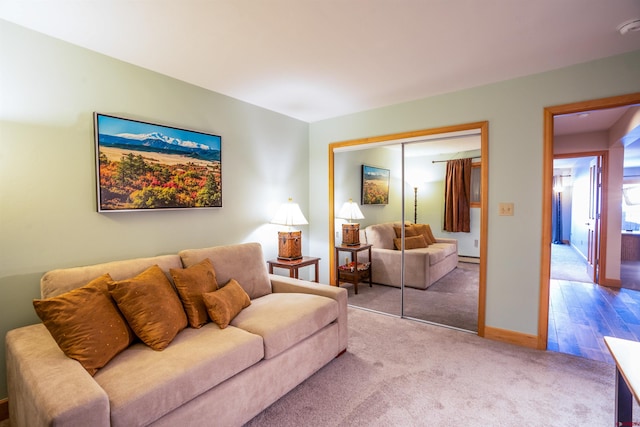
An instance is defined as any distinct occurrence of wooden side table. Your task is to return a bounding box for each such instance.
[335,244,372,294]
[267,256,320,282]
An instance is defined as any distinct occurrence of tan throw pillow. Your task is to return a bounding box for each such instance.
[393,235,428,250]
[424,224,437,244]
[33,274,135,375]
[202,279,251,329]
[413,224,435,245]
[393,224,418,238]
[171,258,218,328]
[109,265,187,351]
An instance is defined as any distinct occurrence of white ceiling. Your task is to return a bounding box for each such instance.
[1,0,640,123]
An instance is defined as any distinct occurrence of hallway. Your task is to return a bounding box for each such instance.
[548,244,640,363]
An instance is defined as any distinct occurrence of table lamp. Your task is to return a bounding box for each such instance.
[270,198,308,260]
[337,198,364,246]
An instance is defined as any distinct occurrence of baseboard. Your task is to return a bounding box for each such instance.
[600,277,622,288]
[484,326,539,349]
[0,398,8,422]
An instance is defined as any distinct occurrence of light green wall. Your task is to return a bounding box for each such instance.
[309,49,640,338]
[0,20,309,399]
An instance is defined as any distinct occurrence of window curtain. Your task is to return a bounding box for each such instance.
[444,158,471,232]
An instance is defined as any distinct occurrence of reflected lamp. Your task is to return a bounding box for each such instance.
[337,198,365,246]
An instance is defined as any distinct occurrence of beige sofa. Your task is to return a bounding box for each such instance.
[6,242,347,427]
[363,223,458,289]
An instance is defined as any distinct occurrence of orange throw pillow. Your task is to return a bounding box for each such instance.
[109,265,187,351]
[171,258,218,328]
[393,224,418,238]
[33,274,135,375]
[413,224,436,245]
[393,235,428,250]
[202,279,251,329]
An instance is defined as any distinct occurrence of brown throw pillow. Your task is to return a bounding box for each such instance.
[393,235,428,250]
[202,279,251,329]
[109,265,187,351]
[393,224,418,238]
[424,224,437,244]
[33,274,135,375]
[171,258,218,328]
[413,224,435,245]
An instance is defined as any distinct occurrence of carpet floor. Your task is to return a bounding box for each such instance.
[245,307,638,426]
[344,262,479,332]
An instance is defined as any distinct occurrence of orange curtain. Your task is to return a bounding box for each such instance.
[444,158,471,232]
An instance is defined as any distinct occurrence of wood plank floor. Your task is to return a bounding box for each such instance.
[547,279,640,364]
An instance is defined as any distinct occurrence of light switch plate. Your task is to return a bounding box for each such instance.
[499,202,514,216]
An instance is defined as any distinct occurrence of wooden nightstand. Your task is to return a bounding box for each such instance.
[335,244,372,294]
[267,256,320,282]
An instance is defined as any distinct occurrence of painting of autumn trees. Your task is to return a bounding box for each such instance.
[95,114,222,211]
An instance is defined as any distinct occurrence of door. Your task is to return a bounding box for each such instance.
[586,157,602,283]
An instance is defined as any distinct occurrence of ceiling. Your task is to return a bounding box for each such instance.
[1,0,640,123]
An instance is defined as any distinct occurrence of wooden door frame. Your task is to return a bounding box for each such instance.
[328,121,489,336]
[538,92,640,350]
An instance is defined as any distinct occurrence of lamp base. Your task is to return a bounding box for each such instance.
[341,223,361,246]
[277,231,302,260]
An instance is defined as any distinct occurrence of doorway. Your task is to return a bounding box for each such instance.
[540,92,640,360]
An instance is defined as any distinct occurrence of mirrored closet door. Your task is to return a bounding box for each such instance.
[330,123,487,333]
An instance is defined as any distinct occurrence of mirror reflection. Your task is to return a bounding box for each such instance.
[333,129,482,332]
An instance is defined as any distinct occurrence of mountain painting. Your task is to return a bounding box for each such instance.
[94,113,222,211]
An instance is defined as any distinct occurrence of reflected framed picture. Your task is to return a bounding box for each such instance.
[94,113,222,212]
[361,164,390,205]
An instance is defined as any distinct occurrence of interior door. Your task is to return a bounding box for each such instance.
[586,156,602,283]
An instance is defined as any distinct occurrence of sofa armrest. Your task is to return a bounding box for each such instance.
[6,324,110,427]
[269,274,348,353]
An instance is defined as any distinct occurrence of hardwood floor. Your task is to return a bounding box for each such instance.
[547,279,640,364]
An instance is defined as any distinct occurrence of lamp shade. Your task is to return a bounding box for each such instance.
[337,199,364,222]
[270,198,308,227]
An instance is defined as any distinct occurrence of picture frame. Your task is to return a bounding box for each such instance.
[361,164,390,205]
[94,113,222,212]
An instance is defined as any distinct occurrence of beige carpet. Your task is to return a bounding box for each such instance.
[245,307,639,426]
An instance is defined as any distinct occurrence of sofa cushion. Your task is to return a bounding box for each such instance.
[426,243,458,265]
[33,273,135,375]
[365,223,396,250]
[393,235,428,250]
[109,265,188,351]
[231,292,338,359]
[171,258,218,328]
[179,242,272,299]
[93,323,264,427]
[202,279,251,329]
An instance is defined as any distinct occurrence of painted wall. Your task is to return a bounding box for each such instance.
[0,21,309,399]
[309,50,640,338]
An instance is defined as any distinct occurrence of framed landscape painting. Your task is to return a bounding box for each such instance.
[361,164,390,205]
[94,113,222,212]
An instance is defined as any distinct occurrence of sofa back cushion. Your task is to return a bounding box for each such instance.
[365,223,396,250]
[179,242,272,299]
[41,254,183,299]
